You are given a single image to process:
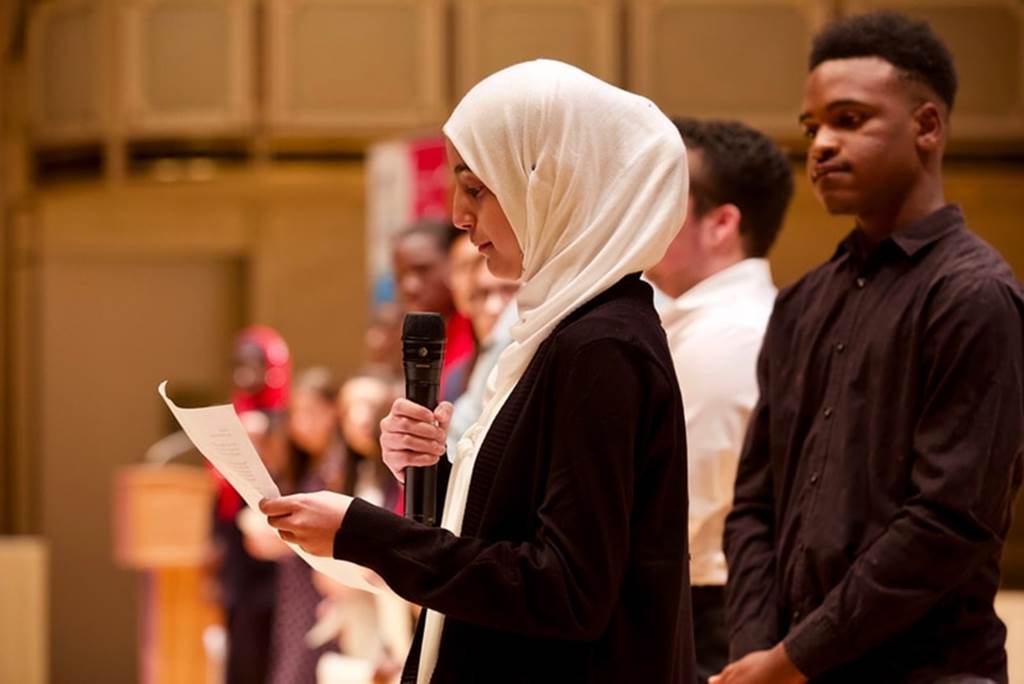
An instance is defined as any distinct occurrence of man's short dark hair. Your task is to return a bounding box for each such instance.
[395,218,461,253]
[674,118,794,258]
[809,11,957,111]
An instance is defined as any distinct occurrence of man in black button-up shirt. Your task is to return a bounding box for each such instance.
[715,12,1024,684]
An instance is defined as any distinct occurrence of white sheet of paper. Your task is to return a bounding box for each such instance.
[158,381,385,595]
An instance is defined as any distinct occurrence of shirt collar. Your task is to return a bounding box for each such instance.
[832,204,964,263]
[673,258,775,314]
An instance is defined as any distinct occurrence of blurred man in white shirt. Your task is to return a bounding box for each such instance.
[646,118,794,684]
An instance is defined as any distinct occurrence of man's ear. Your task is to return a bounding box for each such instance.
[914,101,945,153]
[707,203,742,250]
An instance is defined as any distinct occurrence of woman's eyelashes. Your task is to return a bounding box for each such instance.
[456,171,485,198]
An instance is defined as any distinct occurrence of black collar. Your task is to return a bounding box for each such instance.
[831,204,964,264]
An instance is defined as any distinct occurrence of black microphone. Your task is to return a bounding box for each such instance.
[401,312,446,526]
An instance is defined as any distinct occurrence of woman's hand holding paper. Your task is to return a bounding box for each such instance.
[260,491,354,557]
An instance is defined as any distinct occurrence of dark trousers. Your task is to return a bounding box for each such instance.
[692,585,729,684]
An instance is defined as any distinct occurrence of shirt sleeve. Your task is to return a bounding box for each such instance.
[333,337,663,641]
[783,277,1024,678]
[723,315,785,658]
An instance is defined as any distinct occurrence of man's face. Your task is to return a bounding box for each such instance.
[800,57,926,218]
[392,232,453,315]
[646,150,715,297]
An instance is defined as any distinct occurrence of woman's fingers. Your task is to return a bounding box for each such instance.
[389,398,436,422]
[259,496,299,518]
[380,413,446,441]
[380,430,446,455]
[379,398,450,484]
[382,450,443,482]
[434,402,454,432]
[265,512,294,531]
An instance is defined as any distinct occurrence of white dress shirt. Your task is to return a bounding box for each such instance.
[659,258,776,586]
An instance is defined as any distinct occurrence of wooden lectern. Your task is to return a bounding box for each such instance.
[114,464,221,684]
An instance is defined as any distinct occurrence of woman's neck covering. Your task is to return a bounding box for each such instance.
[443,59,688,405]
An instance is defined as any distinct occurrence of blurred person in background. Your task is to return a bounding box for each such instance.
[337,374,402,510]
[391,219,474,400]
[364,303,404,381]
[443,232,487,400]
[305,374,414,684]
[448,232,485,326]
[212,324,291,684]
[447,258,519,454]
[646,117,793,684]
[247,367,344,684]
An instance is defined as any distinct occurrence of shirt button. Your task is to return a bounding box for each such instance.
[810,473,819,484]
[856,277,867,289]
[823,406,834,419]
[836,342,846,353]
[793,610,802,622]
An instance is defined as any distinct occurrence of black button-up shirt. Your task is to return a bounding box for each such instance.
[724,205,1024,683]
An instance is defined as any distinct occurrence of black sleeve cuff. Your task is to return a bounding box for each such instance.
[333,496,402,567]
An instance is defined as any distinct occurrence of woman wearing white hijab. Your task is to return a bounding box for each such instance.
[262,59,694,682]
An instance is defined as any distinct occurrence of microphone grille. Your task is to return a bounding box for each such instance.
[402,312,446,341]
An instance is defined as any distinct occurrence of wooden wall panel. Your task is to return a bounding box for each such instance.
[28,0,107,144]
[630,0,830,142]
[266,0,446,134]
[120,0,255,136]
[454,0,620,97]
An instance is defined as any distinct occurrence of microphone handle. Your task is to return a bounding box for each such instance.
[405,376,440,526]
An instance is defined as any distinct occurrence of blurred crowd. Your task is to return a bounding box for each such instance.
[204,218,519,684]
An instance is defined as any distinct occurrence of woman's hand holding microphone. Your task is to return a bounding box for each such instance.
[379,398,453,483]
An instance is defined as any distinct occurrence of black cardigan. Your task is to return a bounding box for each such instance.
[334,274,696,683]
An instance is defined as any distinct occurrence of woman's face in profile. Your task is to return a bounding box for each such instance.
[446,138,524,280]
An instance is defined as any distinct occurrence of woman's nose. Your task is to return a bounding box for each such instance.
[451,193,475,230]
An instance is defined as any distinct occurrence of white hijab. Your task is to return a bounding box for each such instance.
[418,60,688,682]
